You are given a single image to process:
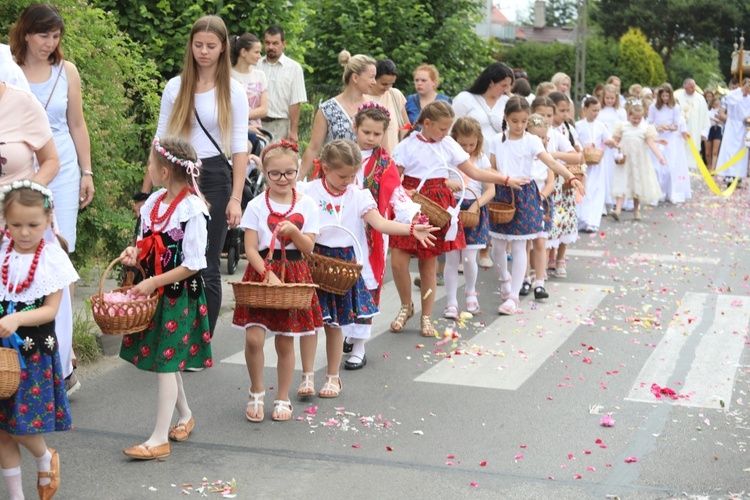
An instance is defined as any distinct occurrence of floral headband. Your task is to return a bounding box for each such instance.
[153,137,203,200]
[261,139,299,162]
[528,116,548,128]
[0,180,54,208]
[357,101,391,119]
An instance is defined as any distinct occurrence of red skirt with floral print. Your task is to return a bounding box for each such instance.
[232,258,323,336]
[389,176,466,258]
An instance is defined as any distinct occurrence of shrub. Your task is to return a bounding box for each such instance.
[618,28,667,88]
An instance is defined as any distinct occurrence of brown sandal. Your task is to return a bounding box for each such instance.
[168,416,195,441]
[390,303,414,333]
[37,448,59,500]
[420,315,437,338]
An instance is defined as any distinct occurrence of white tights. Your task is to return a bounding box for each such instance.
[145,372,191,447]
[492,239,527,300]
[445,248,479,308]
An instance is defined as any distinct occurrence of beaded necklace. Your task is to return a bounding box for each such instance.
[265,188,297,218]
[150,187,189,232]
[321,175,345,197]
[2,239,44,293]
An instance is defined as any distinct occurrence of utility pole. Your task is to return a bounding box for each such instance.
[574,0,587,111]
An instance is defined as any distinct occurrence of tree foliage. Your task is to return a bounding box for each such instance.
[667,43,724,90]
[90,0,312,79]
[0,0,162,266]
[305,0,494,97]
[522,0,578,28]
[591,0,740,66]
[618,28,666,88]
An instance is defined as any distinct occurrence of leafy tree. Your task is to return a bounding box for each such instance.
[90,0,311,79]
[618,28,666,88]
[0,0,162,266]
[305,0,494,97]
[591,0,740,66]
[667,43,724,89]
[522,0,579,28]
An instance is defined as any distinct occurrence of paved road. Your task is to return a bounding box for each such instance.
[34,181,750,499]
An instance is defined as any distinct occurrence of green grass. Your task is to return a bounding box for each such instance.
[72,300,102,364]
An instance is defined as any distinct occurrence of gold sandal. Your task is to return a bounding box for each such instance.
[420,315,437,338]
[390,303,414,333]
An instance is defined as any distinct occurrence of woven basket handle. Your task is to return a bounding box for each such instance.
[99,255,148,297]
[265,226,288,283]
[464,187,479,212]
[414,166,467,207]
[317,224,363,265]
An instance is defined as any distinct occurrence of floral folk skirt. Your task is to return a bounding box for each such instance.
[489,183,546,241]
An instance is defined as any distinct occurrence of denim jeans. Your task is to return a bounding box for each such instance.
[198,155,231,336]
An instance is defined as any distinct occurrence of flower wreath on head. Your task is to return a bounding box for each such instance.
[0,180,54,208]
[358,101,391,119]
[153,137,204,199]
[528,116,547,128]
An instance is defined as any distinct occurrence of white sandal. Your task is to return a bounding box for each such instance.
[466,292,480,313]
[297,372,315,397]
[318,374,342,398]
[271,400,293,421]
[555,260,567,278]
[498,297,519,315]
[443,305,459,319]
[246,390,265,422]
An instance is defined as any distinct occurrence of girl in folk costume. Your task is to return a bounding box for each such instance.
[232,141,322,423]
[298,140,436,396]
[443,117,495,317]
[576,97,616,232]
[598,84,628,208]
[546,92,584,278]
[388,101,524,336]
[342,103,422,368]
[488,96,585,315]
[648,84,691,203]
[611,103,665,221]
[0,182,78,500]
[120,137,212,460]
[522,97,580,295]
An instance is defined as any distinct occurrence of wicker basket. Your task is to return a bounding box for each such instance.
[412,192,451,228]
[583,147,604,165]
[304,225,363,295]
[562,164,587,190]
[614,149,627,165]
[488,187,516,224]
[459,188,480,229]
[90,257,159,335]
[231,229,317,309]
[0,347,20,400]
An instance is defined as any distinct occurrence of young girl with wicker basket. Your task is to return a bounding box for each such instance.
[388,101,527,337]
[0,182,78,500]
[488,96,585,315]
[443,117,494,318]
[576,97,616,232]
[546,92,583,279]
[119,137,212,460]
[232,140,322,422]
[340,103,423,369]
[298,139,436,397]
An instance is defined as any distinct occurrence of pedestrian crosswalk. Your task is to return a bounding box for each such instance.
[220,256,749,410]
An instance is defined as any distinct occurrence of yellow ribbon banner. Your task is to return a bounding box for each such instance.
[686,137,744,197]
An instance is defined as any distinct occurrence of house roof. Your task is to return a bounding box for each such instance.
[493,6,526,40]
[516,26,577,45]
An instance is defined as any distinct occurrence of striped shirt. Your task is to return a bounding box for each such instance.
[256,53,307,119]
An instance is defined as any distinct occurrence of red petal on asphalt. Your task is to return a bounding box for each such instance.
[386,446,393,451]
[480,461,487,466]
[584,450,592,454]
[514,454,523,460]
[470,482,479,488]
[594,439,603,444]
[625,456,638,463]
[352,444,361,448]
[573,474,582,479]
[568,454,576,460]
[520,444,527,448]
[447,454,455,459]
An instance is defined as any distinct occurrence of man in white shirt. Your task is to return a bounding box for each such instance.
[256,26,307,143]
[675,78,710,170]
[0,43,30,91]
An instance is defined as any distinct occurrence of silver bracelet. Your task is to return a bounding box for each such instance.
[81,170,94,177]
[229,196,241,204]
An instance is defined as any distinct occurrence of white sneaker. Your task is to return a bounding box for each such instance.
[65,372,81,397]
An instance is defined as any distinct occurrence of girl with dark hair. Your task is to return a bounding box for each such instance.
[370,58,410,152]
[230,33,268,143]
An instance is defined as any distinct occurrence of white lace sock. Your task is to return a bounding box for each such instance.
[2,466,23,500]
[444,250,461,308]
[350,338,366,360]
[174,372,192,425]
[462,249,479,295]
[34,449,51,487]
[145,373,178,447]
[533,279,544,288]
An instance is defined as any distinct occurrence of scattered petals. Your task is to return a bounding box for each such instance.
[600,414,615,427]
[480,461,487,467]
[624,456,638,463]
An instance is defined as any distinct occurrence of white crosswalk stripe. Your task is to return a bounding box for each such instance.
[626,292,750,409]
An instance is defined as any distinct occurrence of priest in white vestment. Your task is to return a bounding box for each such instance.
[674,79,710,171]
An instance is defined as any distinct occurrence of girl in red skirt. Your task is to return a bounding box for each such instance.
[389,101,528,336]
[232,140,322,423]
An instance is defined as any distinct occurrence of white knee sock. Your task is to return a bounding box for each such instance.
[462,249,479,295]
[174,372,191,425]
[3,466,23,500]
[444,250,461,308]
[146,373,178,446]
[509,240,527,298]
[34,449,52,486]
[492,240,511,296]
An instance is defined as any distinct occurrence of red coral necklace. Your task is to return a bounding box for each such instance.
[2,238,45,293]
[321,175,345,197]
[150,187,189,232]
[265,188,297,217]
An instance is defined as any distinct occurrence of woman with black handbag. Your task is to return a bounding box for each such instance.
[135,15,249,344]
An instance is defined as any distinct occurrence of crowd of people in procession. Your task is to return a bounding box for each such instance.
[0,4,749,498]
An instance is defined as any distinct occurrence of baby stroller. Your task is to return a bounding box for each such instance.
[223,128,273,274]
